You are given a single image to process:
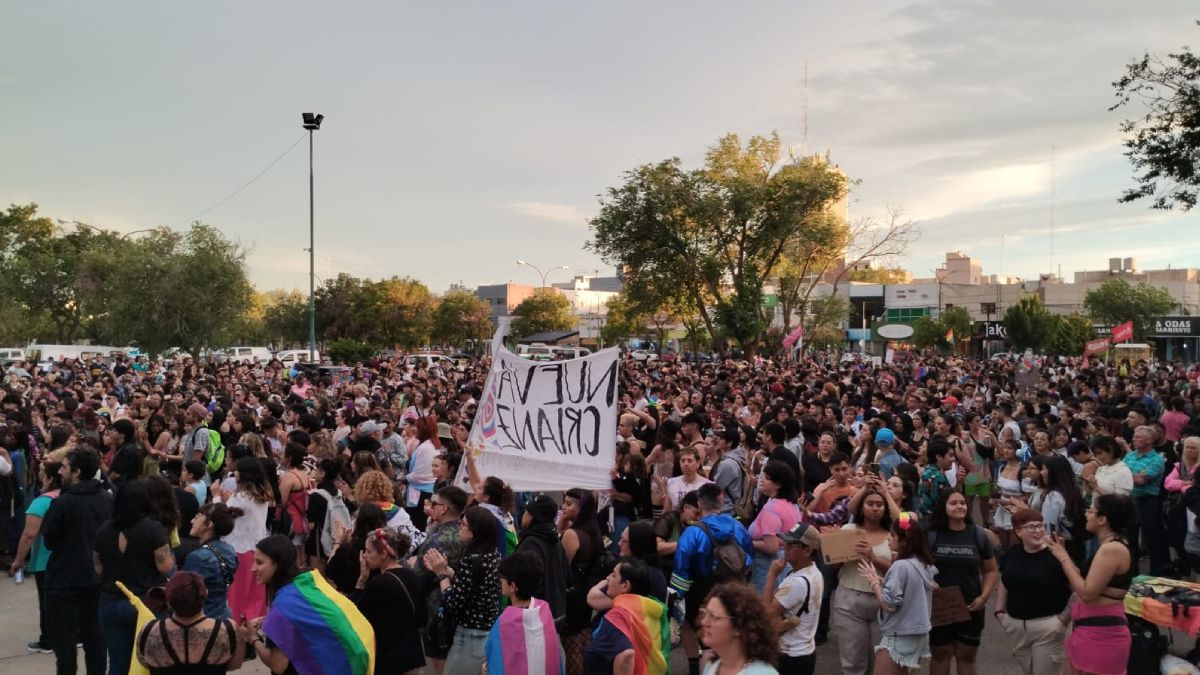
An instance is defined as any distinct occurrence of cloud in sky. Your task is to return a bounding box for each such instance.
[2,1,1199,291]
[508,202,594,226]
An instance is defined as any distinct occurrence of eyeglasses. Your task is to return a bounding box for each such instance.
[428,499,445,508]
[1019,523,1046,532]
[697,609,730,623]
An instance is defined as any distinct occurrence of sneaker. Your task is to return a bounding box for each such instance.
[26,641,52,654]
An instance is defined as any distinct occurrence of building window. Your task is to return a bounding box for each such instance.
[885,307,929,322]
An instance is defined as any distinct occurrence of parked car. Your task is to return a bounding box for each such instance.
[223,346,273,364]
[629,349,658,363]
[0,348,26,367]
[277,349,320,366]
[407,353,460,371]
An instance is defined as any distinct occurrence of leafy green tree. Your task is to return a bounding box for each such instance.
[796,295,849,350]
[259,290,309,347]
[106,223,253,358]
[1111,24,1200,210]
[1003,294,1054,352]
[599,294,646,347]
[314,274,366,342]
[0,204,122,343]
[433,290,492,348]
[911,315,948,350]
[941,306,973,346]
[326,338,379,364]
[846,266,911,284]
[1084,278,1176,341]
[372,275,439,345]
[589,133,849,356]
[511,290,576,339]
[1047,312,1095,356]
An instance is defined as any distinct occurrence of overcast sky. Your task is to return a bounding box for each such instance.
[3,1,1198,292]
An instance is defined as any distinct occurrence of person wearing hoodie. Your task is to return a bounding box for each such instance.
[670,482,753,675]
[486,551,565,675]
[858,513,938,675]
[42,447,114,675]
[514,494,570,626]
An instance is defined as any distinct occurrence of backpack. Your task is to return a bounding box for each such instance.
[722,454,757,524]
[697,521,748,582]
[200,428,225,475]
[313,488,353,555]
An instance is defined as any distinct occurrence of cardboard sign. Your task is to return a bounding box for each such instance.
[931,585,973,627]
[819,529,867,565]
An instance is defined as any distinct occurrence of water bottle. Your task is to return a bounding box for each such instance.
[14,568,24,584]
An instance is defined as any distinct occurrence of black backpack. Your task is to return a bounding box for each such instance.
[697,522,748,582]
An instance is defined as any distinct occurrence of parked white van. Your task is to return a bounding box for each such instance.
[515,344,556,361]
[224,346,273,364]
[551,346,592,359]
[27,344,133,364]
[407,353,459,371]
[276,349,320,366]
[0,348,26,366]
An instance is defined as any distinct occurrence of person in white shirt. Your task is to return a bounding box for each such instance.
[765,522,824,675]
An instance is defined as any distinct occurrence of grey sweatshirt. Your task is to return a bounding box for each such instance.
[878,557,938,636]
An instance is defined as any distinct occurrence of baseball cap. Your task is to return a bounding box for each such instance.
[875,428,896,446]
[357,421,384,435]
[778,522,821,549]
[941,395,960,407]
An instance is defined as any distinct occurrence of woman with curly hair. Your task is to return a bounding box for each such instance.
[354,469,424,549]
[699,582,780,674]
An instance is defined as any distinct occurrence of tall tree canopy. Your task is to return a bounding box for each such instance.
[588,132,850,355]
[1112,23,1200,210]
[510,290,576,339]
[1084,278,1176,342]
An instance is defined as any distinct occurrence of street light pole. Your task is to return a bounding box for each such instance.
[516,259,569,290]
[302,113,324,363]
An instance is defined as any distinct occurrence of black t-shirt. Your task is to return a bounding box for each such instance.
[354,568,427,674]
[94,517,170,598]
[611,473,647,519]
[801,454,832,495]
[928,525,992,603]
[1000,545,1071,620]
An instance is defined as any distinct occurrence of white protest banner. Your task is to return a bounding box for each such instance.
[459,346,620,491]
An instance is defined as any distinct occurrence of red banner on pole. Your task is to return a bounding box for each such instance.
[1111,321,1134,343]
[1084,337,1111,355]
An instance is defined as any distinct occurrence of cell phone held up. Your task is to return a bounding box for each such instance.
[868,463,881,476]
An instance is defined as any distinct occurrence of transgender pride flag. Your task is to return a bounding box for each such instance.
[484,598,563,675]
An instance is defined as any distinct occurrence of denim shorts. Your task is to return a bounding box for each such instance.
[876,633,930,669]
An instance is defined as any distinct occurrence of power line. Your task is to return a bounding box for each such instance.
[173,133,308,227]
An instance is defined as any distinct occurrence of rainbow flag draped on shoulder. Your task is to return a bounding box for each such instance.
[484,598,563,675]
[603,594,669,675]
[261,569,375,675]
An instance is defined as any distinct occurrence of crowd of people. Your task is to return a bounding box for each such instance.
[2,348,1200,675]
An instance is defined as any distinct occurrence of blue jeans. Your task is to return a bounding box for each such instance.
[444,626,489,675]
[751,550,786,592]
[99,594,138,675]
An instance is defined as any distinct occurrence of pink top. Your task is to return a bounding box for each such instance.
[748,497,802,540]
[1165,462,1199,492]
[1162,410,1190,443]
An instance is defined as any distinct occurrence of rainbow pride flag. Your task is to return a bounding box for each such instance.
[484,598,563,675]
[603,594,670,675]
[262,570,375,675]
